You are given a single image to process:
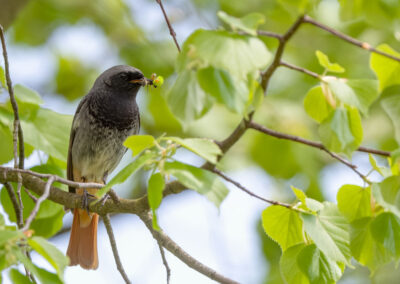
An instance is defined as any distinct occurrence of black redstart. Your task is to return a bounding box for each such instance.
[66,65,152,269]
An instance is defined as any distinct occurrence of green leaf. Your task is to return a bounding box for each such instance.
[9,269,33,284]
[372,176,400,218]
[197,67,248,114]
[147,172,165,230]
[13,84,43,106]
[337,185,371,222]
[124,135,155,156]
[28,237,68,278]
[297,244,343,284]
[163,137,221,164]
[0,124,14,164]
[0,66,5,88]
[303,86,333,123]
[350,217,391,271]
[301,202,351,265]
[315,50,345,73]
[292,186,307,205]
[326,78,379,115]
[164,161,229,207]
[14,248,62,284]
[370,44,400,91]
[178,29,271,79]
[21,108,72,161]
[369,153,386,176]
[370,212,400,257]
[217,11,265,36]
[261,205,304,251]
[305,198,324,212]
[381,95,400,144]
[0,230,23,247]
[166,70,212,123]
[280,244,309,284]
[97,152,156,197]
[319,106,362,156]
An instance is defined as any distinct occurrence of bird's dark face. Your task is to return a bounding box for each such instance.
[93,65,152,94]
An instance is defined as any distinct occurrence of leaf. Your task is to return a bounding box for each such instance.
[21,107,72,161]
[280,244,309,284]
[315,50,345,73]
[291,186,307,205]
[319,106,362,156]
[0,230,23,247]
[297,244,343,284]
[301,202,351,265]
[163,137,222,164]
[147,172,165,230]
[326,78,379,115]
[372,176,400,218]
[303,86,333,123]
[13,84,43,106]
[0,124,14,164]
[261,205,304,251]
[370,212,400,257]
[166,70,212,124]
[14,248,62,284]
[370,44,400,91]
[124,135,155,156]
[28,237,68,278]
[164,161,229,207]
[350,217,391,271]
[97,152,156,197]
[369,153,386,176]
[9,269,33,284]
[178,29,271,79]
[197,67,248,114]
[337,185,371,222]
[217,11,265,36]
[0,66,5,88]
[381,95,400,144]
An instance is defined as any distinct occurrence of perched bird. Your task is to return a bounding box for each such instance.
[66,65,152,269]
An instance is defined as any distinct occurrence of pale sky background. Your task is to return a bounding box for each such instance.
[1,0,383,283]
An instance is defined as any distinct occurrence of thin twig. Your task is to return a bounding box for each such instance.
[280,60,321,79]
[156,0,181,52]
[261,15,305,93]
[0,25,24,169]
[22,176,54,231]
[24,187,38,202]
[248,122,372,183]
[303,15,400,63]
[139,212,239,284]
[102,214,131,284]
[157,241,171,284]
[211,168,304,211]
[3,182,23,227]
[257,30,282,40]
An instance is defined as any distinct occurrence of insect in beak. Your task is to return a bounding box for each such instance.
[129,78,153,87]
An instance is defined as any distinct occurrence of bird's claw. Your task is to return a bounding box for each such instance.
[81,190,96,215]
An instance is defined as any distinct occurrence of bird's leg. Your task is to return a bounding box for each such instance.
[80,176,96,215]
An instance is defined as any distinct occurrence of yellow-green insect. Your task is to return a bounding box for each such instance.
[151,73,164,88]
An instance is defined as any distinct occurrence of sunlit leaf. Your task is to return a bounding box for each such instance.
[337,185,371,222]
[163,136,221,164]
[13,84,43,106]
[370,212,400,257]
[381,95,400,144]
[316,50,345,73]
[9,269,33,284]
[372,176,400,218]
[147,172,165,230]
[280,243,309,284]
[124,135,155,156]
[164,161,229,207]
[370,44,400,91]
[301,202,351,265]
[262,205,304,251]
[304,86,333,123]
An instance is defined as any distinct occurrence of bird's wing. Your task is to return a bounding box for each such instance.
[67,96,89,193]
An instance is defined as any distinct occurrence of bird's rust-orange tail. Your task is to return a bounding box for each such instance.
[67,208,99,270]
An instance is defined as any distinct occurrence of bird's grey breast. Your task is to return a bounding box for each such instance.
[71,94,140,182]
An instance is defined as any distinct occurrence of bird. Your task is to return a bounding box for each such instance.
[66,65,152,270]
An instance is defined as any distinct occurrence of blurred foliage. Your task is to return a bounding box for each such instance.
[1,0,400,283]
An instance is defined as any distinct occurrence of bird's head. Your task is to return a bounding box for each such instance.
[93,65,153,94]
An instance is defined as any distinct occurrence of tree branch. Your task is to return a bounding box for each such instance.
[22,176,55,231]
[3,182,23,227]
[139,212,239,284]
[279,60,321,79]
[303,15,400,63]
[0,25,25,169]
[157,240,171,284]
[156,0,181,52]
[102,214,131,284]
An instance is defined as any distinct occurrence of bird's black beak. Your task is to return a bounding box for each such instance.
[129,77,153,87]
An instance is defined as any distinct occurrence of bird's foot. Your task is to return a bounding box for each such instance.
[98,189,120,206]
[81,189,96,215]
